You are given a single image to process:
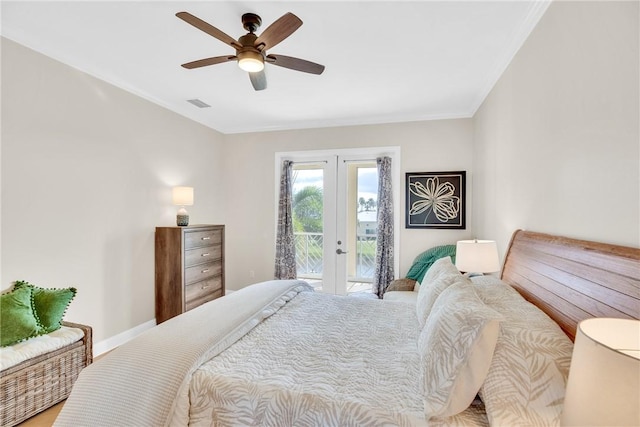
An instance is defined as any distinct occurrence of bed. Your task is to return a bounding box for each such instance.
[54,230,639,427]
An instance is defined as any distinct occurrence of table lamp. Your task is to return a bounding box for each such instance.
[172,186,194,226]
[455,239,500,274]
[561,317,640,426]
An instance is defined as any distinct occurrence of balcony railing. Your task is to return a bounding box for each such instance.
[355,235,377,280]
[294,232,323,278]
[294,232,377,282]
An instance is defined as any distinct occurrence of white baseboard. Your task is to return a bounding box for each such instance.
[93,319,156,356]
[92,291,236,356]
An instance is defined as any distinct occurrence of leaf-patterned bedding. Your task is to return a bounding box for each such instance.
[56,279,492,426]
[188,291,489,427]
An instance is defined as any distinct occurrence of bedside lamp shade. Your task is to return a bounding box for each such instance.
[172,186,194,226]
[455,240,500,273]
[561,318,640,426]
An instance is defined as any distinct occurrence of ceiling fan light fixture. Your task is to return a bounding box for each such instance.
[177,11,324,90]
[237,51,264,72]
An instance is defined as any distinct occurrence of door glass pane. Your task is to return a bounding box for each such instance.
[291,166,324,292]
[347,164,378,295]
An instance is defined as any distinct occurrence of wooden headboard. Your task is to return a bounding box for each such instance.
[501,230,640,341]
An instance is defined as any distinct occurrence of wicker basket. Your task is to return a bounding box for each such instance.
[0,322,92,427]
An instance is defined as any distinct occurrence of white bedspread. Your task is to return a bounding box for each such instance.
[189,292,425,426]
[55,280,312,427]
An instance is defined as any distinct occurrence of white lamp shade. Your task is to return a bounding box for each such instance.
[561,318,640,426]
[455,240,500,273]
[172,186,194,206]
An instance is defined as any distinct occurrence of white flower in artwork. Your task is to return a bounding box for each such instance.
[409,177,460,223]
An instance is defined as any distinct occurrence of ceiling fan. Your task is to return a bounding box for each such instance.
[176,11,325,91]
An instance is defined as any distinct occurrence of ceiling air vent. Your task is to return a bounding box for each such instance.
[187,99,211,108]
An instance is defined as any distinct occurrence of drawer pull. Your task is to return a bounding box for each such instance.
[201,284,210,290]
[201,269,210,273]
[201,253,210,257]
[201,237,211,241]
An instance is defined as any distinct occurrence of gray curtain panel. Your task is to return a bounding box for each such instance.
[373,156,394,298]
[274,160,297,279]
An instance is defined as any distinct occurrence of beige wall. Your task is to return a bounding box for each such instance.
[2,0,637,346]
[1,38,226,343]
[473,1,639,256]
[1,37,474,345]
[222,119,474,290]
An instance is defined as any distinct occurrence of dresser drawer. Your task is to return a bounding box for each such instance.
[185,276,223,308]
[184,245,222,267]
[185,261,222,285]
[186,288,223,311]
[185,229,222,249]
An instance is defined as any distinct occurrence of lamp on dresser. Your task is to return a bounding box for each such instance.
[172,186,194,226]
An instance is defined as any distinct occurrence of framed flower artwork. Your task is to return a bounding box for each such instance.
[405,171,466,229]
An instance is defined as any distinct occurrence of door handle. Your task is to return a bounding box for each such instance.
[336,248,348,255]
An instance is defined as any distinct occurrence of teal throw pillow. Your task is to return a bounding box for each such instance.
[1,286,41,346]
[14,280,77,334]
[406,245,457,284]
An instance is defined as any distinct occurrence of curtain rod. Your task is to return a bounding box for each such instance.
[290,160,328,165]
[343,159,377,163]
[288,159,379,165]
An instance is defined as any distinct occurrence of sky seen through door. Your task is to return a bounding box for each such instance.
[293,168,378,203]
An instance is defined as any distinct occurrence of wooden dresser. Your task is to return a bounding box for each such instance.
[155,224,225,323]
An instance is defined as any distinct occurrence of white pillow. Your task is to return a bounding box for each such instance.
[416,256,462,327]
[421,255,459,285]
[418,279,503,419]
[471,276,573,426]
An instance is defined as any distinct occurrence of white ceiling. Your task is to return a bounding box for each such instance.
[1,1,550,134]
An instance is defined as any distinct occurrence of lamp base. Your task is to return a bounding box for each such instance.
[176,214,189,226]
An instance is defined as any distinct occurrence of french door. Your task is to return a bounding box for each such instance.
[276,147,400,295]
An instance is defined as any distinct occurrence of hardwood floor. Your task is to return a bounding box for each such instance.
[17,401,63,427]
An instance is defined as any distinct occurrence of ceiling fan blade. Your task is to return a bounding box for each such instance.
[249,70,267,91]
[266,54,325,75]
[176,12,241,49]
[255,12,302,51]
[181,56,236,69]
